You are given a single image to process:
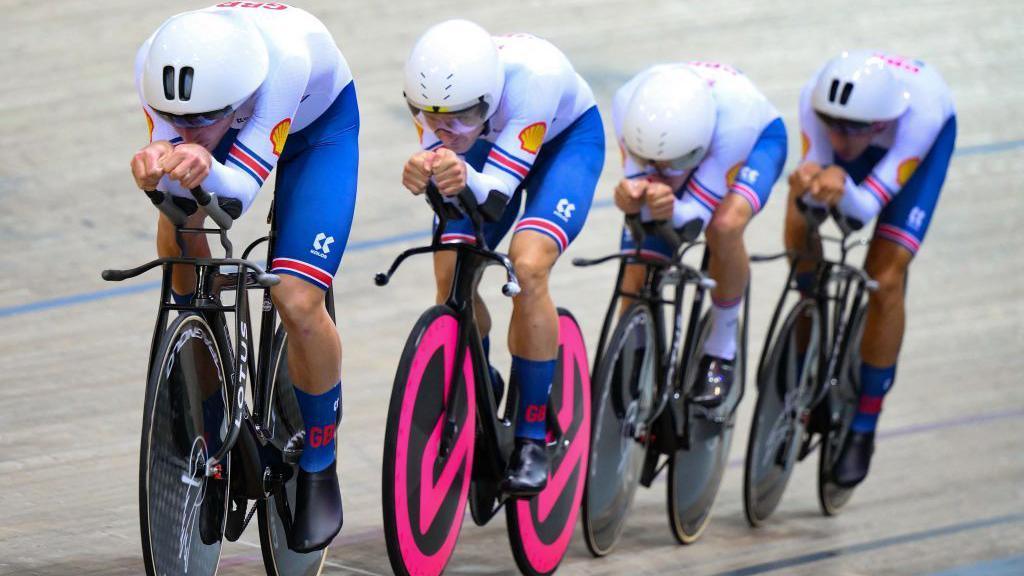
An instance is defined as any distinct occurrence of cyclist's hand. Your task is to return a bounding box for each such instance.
[160,143,212,191]
[131,141,174,191]
[810,165,847,206]
[788,162,822,194]
[614,178,647,214]
[402,151,435,195]
[645,181,675,221]
[431,148,467,196]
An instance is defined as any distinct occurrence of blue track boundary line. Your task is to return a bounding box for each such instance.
[1,137,1022,320]
[712,513,1024,575]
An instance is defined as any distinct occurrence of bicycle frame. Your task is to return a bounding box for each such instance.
[374,185,574,488]
[574,217,718,454]
[752,205,879,437]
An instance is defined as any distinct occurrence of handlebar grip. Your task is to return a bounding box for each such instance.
[796,195,829,227]
[256,273,280,287]
[502,281,521,297]
[190,187,234,230]
[144,190,188,227]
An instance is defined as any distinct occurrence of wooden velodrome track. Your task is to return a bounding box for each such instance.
[1,1,1022,574]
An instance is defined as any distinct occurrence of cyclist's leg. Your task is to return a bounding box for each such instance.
[836,115,955,486]
[695,118,787,404]
[500,107,603,494]
[858,115,957,427]
[268,81,359,550]
[157,208,211,301]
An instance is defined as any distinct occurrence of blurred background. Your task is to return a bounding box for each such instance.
[1,1,1022,574]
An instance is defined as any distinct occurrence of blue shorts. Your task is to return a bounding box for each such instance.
[438,106,605,254]
[836,115,956,256]
[620,116,788,258]
[212,82,360,290]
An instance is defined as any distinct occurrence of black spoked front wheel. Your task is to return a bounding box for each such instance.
[140,313,231,576]
[818,305,867,516]
[667,312,743,545]
[743,298,822,527]
[257,326,327,576]
[582,302,658,557]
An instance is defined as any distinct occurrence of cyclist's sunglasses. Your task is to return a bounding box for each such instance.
[409,101,489,135]
[637,147,704,175]
[153,105,235,129]
[816,112,882,136]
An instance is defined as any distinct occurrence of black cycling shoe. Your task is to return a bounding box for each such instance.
[289,462,343,553]
[199,476,226,545]
[500,438,549,497]
[690,355,735,408]
[833,430,875,488]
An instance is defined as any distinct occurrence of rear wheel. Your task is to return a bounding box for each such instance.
[743,298,822,527]
[818,305,867,516]
[666,312,743,544]
[140,313,230,576]
[507,309,592,575]
[382,306,477,576]
[582,302,657,557]
[257,326,327,576]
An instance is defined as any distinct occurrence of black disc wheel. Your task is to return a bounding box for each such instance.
[743,298,822,527]
[582,302,658,557]
[140,313,231,576]
[258,326,327,576]
[667,312,743,545]
[818,305,867,516]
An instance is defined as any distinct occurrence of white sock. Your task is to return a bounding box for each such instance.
[703,296,741,361]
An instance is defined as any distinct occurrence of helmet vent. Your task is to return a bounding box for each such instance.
[828,79,840,102]
[179,67,194,102]
[162,66,176,100]
[839,82,854,105]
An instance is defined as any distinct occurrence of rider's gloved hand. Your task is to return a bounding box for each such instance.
[644,181,675,221]
[131,140,173,190]
[430,148,468,197]
[614,177,647,214]
[160,143,213,191]
[809,165,847,207]
[402,150,436,195]
[788,161,822,196]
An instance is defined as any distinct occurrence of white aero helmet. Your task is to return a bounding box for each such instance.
[142,10,269,127]
[403,19,505,123]
[622,67,716,172]
[811,50,910,124]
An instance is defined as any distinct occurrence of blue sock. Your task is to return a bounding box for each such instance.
[852,363,895,433]
[795,271,815,297]
[294,382,341,472]
[171,290,193,306]
[512,356,554,441]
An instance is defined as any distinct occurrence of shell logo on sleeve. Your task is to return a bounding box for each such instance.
[270,118,292,156]
[414,119,424,143]
[518,122,547,154]
[897,157,920,186]
[726,162,743,187]
[144,109,154,142]
[801,131,810,160]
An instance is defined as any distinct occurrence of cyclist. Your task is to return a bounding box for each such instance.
[787,50,955,487]
[612,62,787,408]
[400,20,604,495]
[129,3,358,551]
